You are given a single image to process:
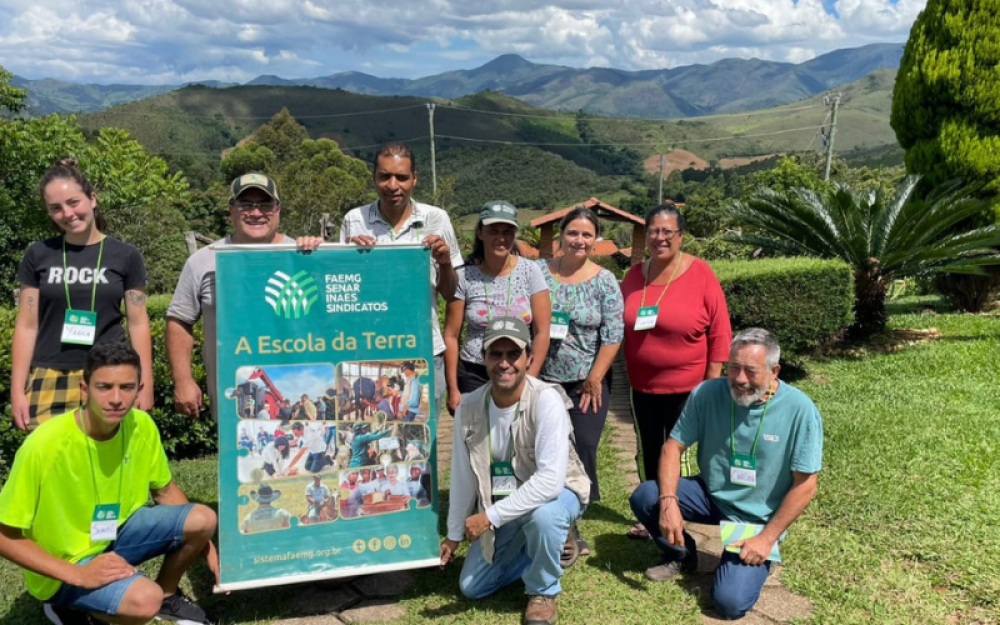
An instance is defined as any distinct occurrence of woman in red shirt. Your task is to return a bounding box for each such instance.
[620,203,731,538]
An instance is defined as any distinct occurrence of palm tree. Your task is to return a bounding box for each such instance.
[729,176,1000,337]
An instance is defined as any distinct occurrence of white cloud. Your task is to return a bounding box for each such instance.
[0,0,925,84]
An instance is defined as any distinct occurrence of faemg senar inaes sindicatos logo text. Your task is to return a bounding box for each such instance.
[264,270,319,319]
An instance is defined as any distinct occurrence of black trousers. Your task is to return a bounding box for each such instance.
[559,374,611,503]
[630,388,691,482]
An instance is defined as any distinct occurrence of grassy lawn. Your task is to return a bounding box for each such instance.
[1,300,997,623]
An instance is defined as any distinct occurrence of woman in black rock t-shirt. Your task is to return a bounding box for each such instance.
[9,158,154,430]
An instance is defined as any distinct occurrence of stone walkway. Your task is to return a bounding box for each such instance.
[269,356,812,624]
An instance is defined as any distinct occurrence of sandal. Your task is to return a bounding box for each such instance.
[626,522,651,540]
[561,523,580,568]
[574,525,591,557]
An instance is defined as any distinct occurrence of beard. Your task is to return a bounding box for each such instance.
[729,380,767,407]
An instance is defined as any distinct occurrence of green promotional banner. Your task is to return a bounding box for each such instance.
[215,244,439,591]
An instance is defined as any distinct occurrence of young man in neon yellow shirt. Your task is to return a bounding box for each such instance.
[0,342,219,625]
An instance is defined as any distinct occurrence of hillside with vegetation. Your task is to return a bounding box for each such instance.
[78,68,900,203]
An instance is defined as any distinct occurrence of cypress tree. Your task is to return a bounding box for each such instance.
[891,0,1000,191]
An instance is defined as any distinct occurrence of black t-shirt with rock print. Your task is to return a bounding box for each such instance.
[17,236,147,370]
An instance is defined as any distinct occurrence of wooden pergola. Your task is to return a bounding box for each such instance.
[530,197,646,266]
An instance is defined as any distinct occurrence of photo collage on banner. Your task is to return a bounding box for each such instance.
[215,245,440,590]
[231,360,434,534]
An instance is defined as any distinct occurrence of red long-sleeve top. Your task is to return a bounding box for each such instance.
[621,257,732,394]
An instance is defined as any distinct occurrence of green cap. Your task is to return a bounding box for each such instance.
[479,200,518,226]
[483,316,532,351]
[230,172,280,202]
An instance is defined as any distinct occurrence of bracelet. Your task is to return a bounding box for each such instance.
[658,494,677,502]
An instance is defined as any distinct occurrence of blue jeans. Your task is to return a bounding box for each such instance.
[630,478,771,620]
[48,504,194,616]
[459,488,582,598]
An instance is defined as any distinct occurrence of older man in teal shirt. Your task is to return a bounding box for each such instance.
[630,328,823,620]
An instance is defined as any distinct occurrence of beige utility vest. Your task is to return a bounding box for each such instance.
[459,376,591,562]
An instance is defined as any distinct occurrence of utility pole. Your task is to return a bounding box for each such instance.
[657,153,665,204]
[426,103,438,197]
[823,93,841,182]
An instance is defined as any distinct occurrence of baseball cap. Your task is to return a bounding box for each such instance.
[230,172,280,203]
[483,316,532,351]
[479,200,518,226]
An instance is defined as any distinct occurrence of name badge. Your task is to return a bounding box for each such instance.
[91,503,121,541]
[730,454,757,487]
[550,311,570,340]
[62,310,97,346]
[634,306,659,331]
[491,461,517,498]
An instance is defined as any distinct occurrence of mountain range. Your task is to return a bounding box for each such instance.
[13,43,902,118]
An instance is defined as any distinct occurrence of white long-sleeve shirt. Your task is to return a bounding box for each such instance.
[447,387,569,542]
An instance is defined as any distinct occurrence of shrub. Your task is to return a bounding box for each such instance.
[711,257,855,360]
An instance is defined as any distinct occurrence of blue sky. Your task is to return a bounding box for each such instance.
[0,0,925,85]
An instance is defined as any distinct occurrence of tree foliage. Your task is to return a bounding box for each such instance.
[891,0,1000,192]
[730,177,1000,336]
[0,66,27,114]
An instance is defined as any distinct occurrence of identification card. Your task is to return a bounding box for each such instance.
[550,311,570,340]
[91,503,121,541]
[379,437,399,451]
[490,461,517,498]
[730,454,757,487]
[62,310,97,345]
[634,306,659,331]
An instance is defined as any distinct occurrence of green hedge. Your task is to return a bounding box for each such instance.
[711,257,855,359]
[1,295,216,479]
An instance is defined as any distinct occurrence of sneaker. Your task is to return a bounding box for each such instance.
[644,550,698,582]
[43,603,95,625]
[156,590,216,625]
[523,594,558,625]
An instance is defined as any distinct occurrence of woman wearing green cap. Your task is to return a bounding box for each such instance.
[444,201,551,414]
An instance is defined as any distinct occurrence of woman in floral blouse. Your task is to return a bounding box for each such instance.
[539,206,624,555]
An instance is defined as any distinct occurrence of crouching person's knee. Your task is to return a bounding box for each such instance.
[184,504,217,542]
[711,582,756,620]
[118,577,164,622]
[458,574,490,600]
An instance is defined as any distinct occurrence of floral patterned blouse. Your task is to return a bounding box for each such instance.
[538,260,624,382]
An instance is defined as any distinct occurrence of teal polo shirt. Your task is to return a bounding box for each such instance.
[670,377,823,525]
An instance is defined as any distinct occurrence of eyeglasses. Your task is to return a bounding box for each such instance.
[647,228,683,239]
[234,201,277,214]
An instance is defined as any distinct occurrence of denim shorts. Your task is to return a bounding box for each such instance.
[48,504,194,615]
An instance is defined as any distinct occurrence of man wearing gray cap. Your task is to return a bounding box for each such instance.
[166,173,322,420]
[440,316,588,625]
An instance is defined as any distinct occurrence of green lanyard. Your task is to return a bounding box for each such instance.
[80,408,127,506]
[482,257,514,321]
[552,258,580,312]
[639,252,683,310]
[62,236,105,312]
[486,394,519,464]
[730,392,772,461]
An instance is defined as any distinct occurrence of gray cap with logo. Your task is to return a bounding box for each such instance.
[483,316,532,351]
[230,172,280,202]
[479,200,518,226]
